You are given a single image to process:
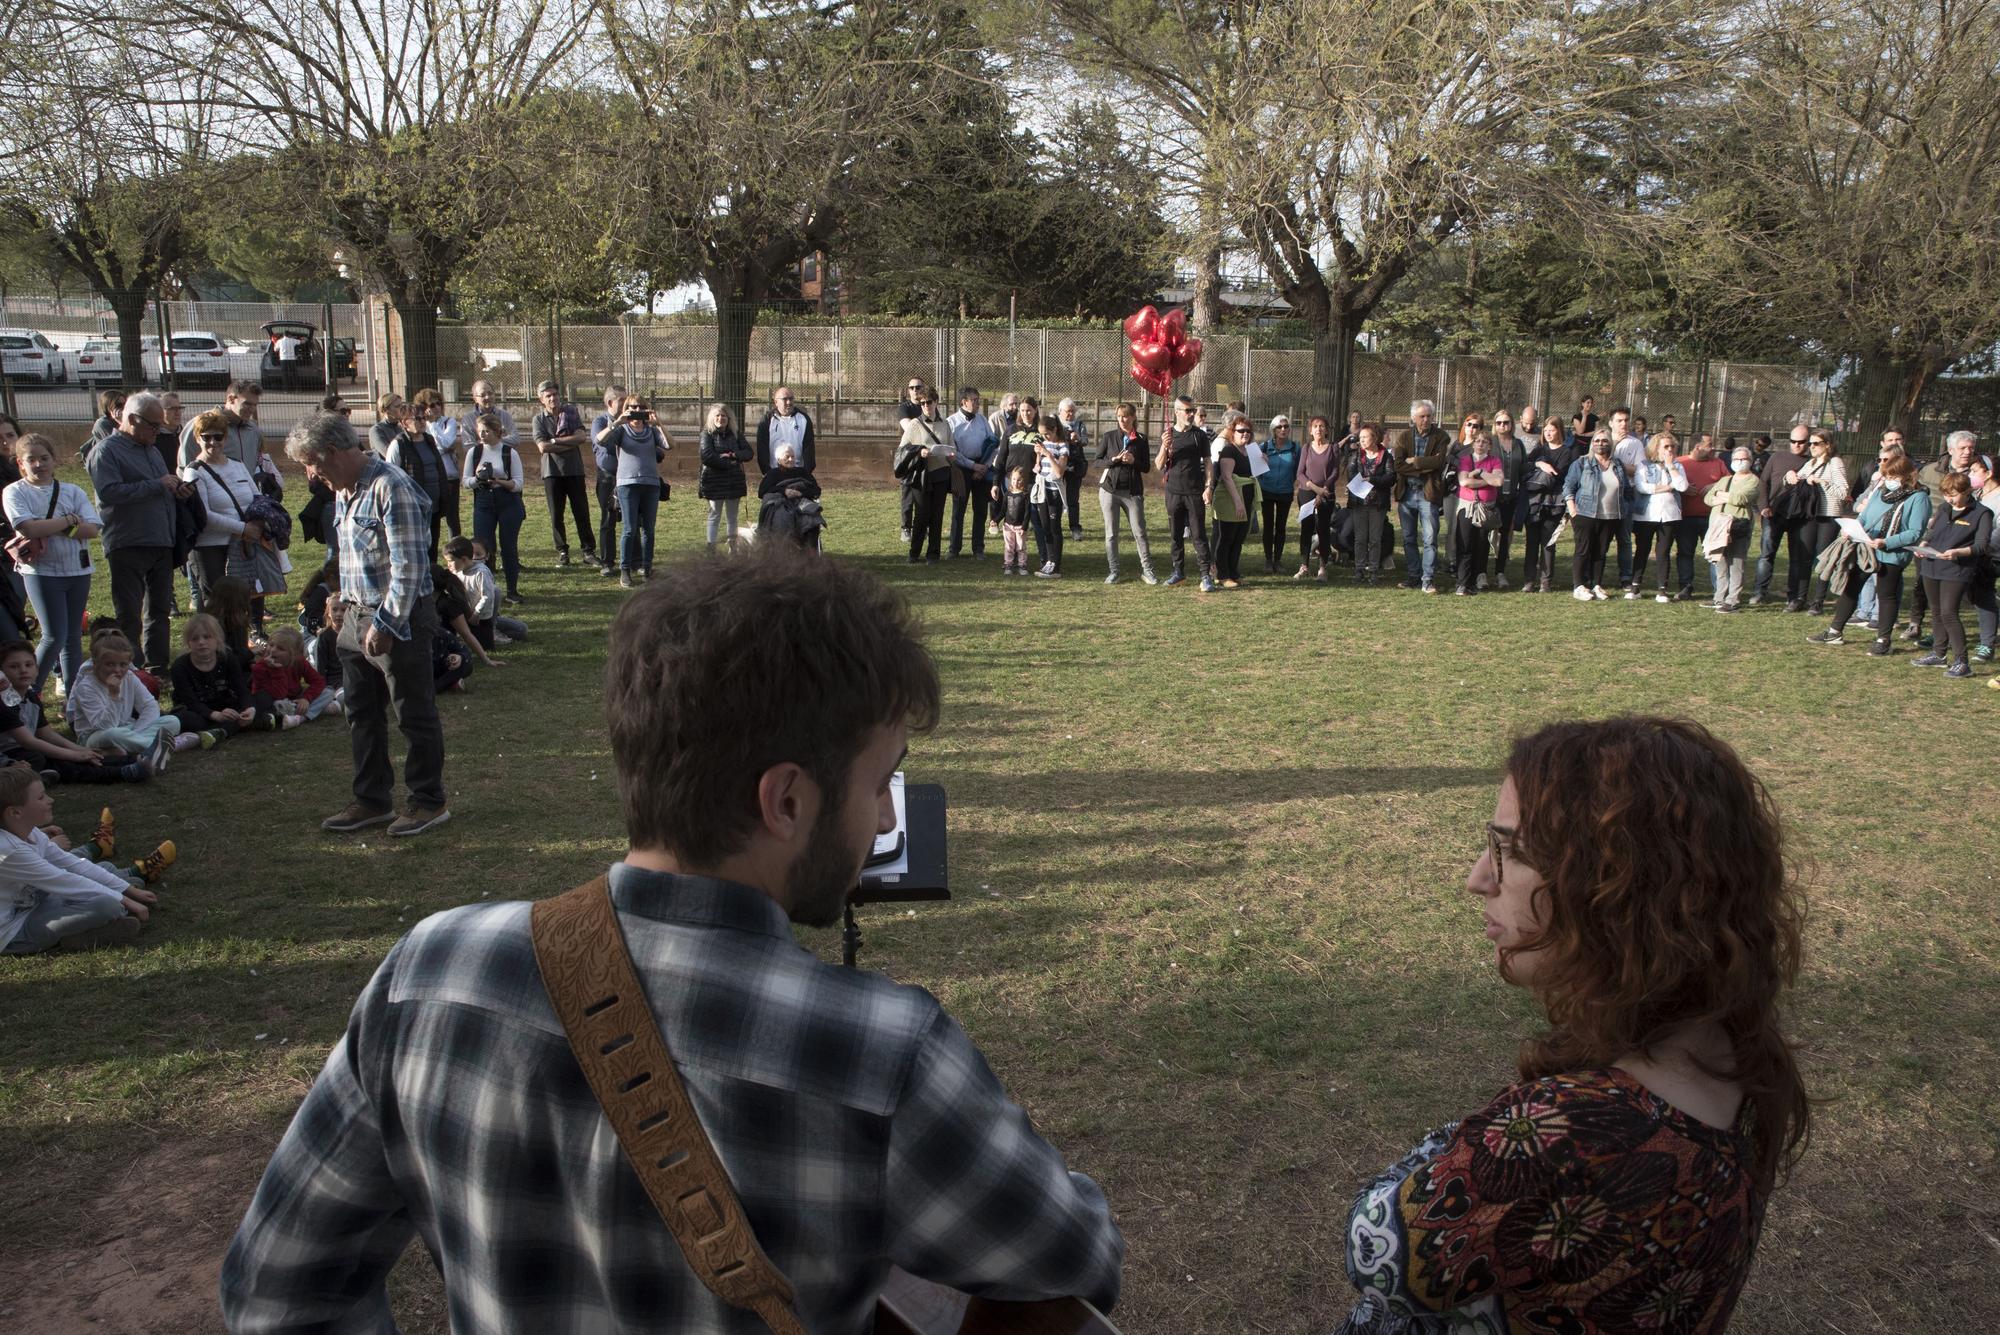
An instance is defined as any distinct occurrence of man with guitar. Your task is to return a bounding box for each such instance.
[220,545,1123,1334]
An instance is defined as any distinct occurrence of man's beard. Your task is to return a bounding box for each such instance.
[784,793,868,929]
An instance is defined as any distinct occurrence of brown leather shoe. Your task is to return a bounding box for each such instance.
[321,802,395,833]
[389,806,452,838]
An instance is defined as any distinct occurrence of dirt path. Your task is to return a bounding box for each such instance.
[0,1132,271,1334]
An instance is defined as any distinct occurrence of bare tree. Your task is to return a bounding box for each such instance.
[0,9,211,385]
[602,0,963,423]
[94,0,604,393]
[1653,0,2000,439]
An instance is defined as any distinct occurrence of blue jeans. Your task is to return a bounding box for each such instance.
[1400,495,1438,584]
[618,484,661,573]
[471,487,527,595]
[1854,574,1878,625]
[22,571,91,691]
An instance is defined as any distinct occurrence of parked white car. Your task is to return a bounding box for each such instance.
[152,330,231,389]
[0,328,69,383]
[74,338,129,388]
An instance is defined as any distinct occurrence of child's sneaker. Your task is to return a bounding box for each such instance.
[135,840,177,884]
[199,730,225,749]
[261,713,283,731]
[324,693,344,717]
[142,734,169,776]
[281,713,304,729]
[171,732,201,752]
[37,767,59,787]
[274,699,301,718]
[93,807,115,859]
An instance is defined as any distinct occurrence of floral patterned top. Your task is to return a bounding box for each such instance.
[1335,1068,1766,1335]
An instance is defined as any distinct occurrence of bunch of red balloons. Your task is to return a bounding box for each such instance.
[1124,304,1203,398]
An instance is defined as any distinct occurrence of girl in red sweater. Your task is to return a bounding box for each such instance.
[249,627,341,722]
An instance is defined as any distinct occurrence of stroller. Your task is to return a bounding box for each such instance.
[757,493,826,551]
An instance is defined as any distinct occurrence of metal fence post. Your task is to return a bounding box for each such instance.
[1038,329,1049,400]
[1242,338,1253,406]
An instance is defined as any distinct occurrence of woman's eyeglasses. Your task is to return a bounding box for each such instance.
[199,433,227,443]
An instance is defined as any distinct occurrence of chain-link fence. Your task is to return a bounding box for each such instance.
[0,291,1834,446]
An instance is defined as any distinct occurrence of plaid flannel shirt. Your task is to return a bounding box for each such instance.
[220,866,1123,1334]
[334,455,435,642]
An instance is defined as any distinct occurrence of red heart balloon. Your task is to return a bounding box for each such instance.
[1169,336,1204,379]
[1131,365,1173,398]
[1122,305,1161,343]
[1160,307,1189,344]
[1131,338,1171,373]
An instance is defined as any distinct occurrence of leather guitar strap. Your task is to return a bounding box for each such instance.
[531,877,808,1335]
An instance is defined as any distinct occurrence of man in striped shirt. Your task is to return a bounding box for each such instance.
[284,412,448,838]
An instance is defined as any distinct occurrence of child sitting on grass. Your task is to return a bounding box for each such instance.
[66,629,178,773]
[171,613,289,745]
[472,541,529,645]
[0,766,162,955]
[250,627,339,721]
[0,640,147,784]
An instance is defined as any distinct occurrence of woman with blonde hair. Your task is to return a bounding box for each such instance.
[696,401,753,555]
[3,432,100,689]
[1336,716,1809,1334]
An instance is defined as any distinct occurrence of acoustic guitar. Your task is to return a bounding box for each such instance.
[876,1268,1121,1335]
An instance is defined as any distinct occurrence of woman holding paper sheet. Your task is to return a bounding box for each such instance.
[1295,417,1340,581]
[1341,424,1396,586]
[1807,451,1929,653]
[1797,432,1851,615]
[1911,472,1992,677]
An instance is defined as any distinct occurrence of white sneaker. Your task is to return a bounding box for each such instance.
[1591,586,1609,600]
[1495,573,1509,589]
[1573,585,1593,601]
[1655,593,1671,604]
[1476,573,1490,590]
[1624,588,1639,600]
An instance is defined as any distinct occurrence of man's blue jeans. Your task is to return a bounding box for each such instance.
[1400,495,1438,584]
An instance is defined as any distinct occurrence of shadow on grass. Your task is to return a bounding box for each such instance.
[929,763,1498,813]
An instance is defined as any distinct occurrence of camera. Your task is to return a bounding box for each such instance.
[474,462,496,490]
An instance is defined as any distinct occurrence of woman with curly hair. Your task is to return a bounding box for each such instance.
[1335,716,1810,1335]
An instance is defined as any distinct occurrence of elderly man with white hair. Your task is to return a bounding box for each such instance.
[1391,398,1453,592]
[1056,398,1091,539]
[286,411,449,839]
[85,390,192,672]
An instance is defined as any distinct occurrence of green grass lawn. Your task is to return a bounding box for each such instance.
[1,482,1994,1333]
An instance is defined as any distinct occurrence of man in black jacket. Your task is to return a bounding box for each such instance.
[1155,396,1215,592]
[1095,402,1156,584]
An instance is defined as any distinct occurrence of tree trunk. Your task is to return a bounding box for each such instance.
[1310,309,1362,424]
[713,297,758,430]
[107,289,149,391]
[1191,192,1223,334]
[393,301,442,397]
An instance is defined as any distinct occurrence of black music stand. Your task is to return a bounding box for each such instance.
[845,782,948,968]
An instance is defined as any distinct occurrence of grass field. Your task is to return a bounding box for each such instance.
[1,480,1995,1333]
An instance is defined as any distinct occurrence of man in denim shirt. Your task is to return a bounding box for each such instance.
[946,387,997,557]
[286,412,448,838]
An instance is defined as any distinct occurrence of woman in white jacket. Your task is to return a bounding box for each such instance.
[181,409,262,605]
[1631,433,1688,601]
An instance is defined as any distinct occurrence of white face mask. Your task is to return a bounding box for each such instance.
[1881,480,1902,494]
[1731,459,1752,473]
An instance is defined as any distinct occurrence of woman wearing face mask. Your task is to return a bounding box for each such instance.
[1807,452,1930,654]
[1912,473,1993,678]
[1703,446,1762,612]
[1560,430,1625,600]
[1332,717,1808,1335]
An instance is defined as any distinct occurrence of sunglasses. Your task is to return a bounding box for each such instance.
[199,433,226,443]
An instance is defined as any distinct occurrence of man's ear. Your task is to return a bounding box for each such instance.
[755,762,815,844]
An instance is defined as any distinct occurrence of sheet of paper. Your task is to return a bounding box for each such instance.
[1836,517,1871,545]
[869,773,909,878]
[1297,497,1317,521]
[1347,475,1374,501]
[1246,442,1269,476]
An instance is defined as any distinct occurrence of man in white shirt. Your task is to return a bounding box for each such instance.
[275,331,303,391]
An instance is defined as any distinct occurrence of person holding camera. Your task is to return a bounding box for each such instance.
[589,385,628,577]
[464,413,527,605]
[613,397,670,588]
